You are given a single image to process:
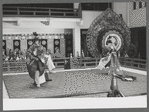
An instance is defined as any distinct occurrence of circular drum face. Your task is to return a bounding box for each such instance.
[15,48,19,52]
[67,40,71,44]
[104,33,122,51]
[67,47,72,51]
[15,41,19,46]
[28,41,33,45]
[55,47,60,52]
[42,40,46,45]
[55,40,59,45]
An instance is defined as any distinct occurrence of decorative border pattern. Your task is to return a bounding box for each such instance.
[129,2,146,28]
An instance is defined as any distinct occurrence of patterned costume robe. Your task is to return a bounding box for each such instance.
[26,44,46,79]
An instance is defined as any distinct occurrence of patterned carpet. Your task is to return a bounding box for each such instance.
[3,70,147,98]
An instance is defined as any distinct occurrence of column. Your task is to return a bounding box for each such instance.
[21,39,27,51]
[47,38,54,53]
[126,2,130,27]
[60,35,65,57]
[74,3,79,9]
[6,39,13,50]
[73,23,81,57]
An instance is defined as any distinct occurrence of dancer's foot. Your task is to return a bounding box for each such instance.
[33,82,37,86]
[37,84,40,88]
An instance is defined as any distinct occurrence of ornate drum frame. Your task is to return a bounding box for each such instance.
[86,8,131,57]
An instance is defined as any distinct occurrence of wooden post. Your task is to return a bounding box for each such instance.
[70,53,73,69]
[32,9,36,16]
[49,9,51,16]
[110,52,118,92]
[95,58,98,66]
[64,13,66,17]
[107,52,124,97]
[17,7,20,15]
[7,62,10,73]
[78,3,82,18]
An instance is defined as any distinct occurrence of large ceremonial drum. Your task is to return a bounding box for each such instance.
[86,8,132,57]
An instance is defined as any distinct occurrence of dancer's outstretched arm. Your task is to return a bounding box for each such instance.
[96,53,112,70]
[44,54,55,72]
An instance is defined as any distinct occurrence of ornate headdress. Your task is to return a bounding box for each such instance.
[33,32,40,43]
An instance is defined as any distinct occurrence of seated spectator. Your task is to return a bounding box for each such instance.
[5,56,9,61]
[52,48,64,58]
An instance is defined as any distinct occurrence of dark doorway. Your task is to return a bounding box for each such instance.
[81,29,92,57]
[65,34,73,57]
[130,27,146,59]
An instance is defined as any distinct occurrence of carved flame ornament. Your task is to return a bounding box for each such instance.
[86,8,131,57]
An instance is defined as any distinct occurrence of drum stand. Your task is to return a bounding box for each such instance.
[107,50,136,97]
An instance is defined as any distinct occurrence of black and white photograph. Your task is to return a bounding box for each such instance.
[1,0,148,111]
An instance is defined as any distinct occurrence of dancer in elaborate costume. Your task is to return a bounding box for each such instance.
[96,39,114,70]
[96,38,122,72]
[26,32,55,87]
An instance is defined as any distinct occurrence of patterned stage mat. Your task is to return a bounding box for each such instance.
[3,70,147,98]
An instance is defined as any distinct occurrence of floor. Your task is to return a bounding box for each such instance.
[3,67,147,110]
[3,67,147,99]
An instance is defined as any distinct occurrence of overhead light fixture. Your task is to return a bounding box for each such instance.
[40,20,50,26]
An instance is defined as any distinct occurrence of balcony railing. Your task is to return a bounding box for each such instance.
[3,5,82,18]
[3,57,146,73]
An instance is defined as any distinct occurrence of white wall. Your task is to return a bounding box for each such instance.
[113,2,128,26]
[3,19,76,34]
[80,11,103,29]
[3,28,65,35]
[64,29,73,34]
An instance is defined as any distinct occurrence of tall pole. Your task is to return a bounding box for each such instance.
[107,48,125,97]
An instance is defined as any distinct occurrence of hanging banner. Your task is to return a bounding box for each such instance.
[47,38,54,53]
[41,39,47,50]
[27,39,33,49]
[21,39,27,51]
[54,39,60,53]
[60,38,65,57]
[65,34,73,57]
[13,40,20,52]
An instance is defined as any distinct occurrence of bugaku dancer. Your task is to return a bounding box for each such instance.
[26,32,55,87]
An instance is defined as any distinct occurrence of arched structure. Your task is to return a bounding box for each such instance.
[86,8,131,57]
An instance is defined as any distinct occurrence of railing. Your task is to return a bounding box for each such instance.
[69,57,146,70]
[3,6,82,18]
[3,58,69,73]
[53,58,69,68]
[2,57,146,73]
[3,60,28,73]
[119,57,146,70]
[70,57,101,69]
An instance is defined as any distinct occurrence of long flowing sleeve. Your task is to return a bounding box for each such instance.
[44,54,55,71]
